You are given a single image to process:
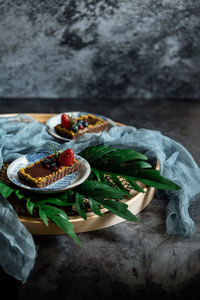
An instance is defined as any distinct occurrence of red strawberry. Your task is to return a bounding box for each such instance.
[44,164,50,169]
[58,149,75,166]
[61,113,73,129]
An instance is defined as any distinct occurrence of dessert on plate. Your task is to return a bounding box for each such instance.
[55,113,110,139]
[18,149,79,188]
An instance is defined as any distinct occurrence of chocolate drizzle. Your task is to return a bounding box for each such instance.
[18,159,79,188]
[25,163,54,178]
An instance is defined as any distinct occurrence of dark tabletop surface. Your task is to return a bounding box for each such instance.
[0,98,200,300]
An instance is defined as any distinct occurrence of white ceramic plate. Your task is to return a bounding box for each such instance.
[7,152,91,194]
[46,111,115,141]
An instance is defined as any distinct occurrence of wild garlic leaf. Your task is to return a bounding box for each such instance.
[35,198,74,206]
[92,168,101,182]
[93,198,140,222]
[89,197,103,216]
[106,173,131,196]
[75,180,124,200]
[75,193,87,220]
[134,177,180,191]
[0,180,14,198]
[79,146,180,191]
[15,190,25,199]
[26,198,34,215]
[123,176,145,193]
[41,204,81,246]
[126,169,181,190]
[38,207,49,226]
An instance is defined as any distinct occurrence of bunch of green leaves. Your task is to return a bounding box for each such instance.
[79,145,180,192]
[0,145,180,246]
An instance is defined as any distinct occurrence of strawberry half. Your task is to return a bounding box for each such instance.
[58,149,75,166]
[61,113,73,129]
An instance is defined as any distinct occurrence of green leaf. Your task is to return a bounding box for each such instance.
[75,193,87,220]
[80,146,180,191]
[79,145,116,164]
[35,198,74,206]
[98,170,111,184]
[38,207,49,226]
[89,197,103,216]
[39,205,69,219]
[26,198,34,215]
[94,198,140,222]
[41,205,81,246]
[51,214,81,246]
[92,168,101,182]
[15,190,25,199]
[66,190,74,201]
[124,176,145,193]
[0,180,14,198]
[103,149,148,165]
[75,180,124,201]
[135,177,180,191]
[56,191,68,200]
[80,146,148,168]
[126,161,152,169]
[106,173,130,196]
[128,169,181,191]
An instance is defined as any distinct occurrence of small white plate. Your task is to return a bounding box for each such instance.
[46,111,115,141]
[7,152,91,194]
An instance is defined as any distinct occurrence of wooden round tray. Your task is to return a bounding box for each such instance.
[1,113,158,235]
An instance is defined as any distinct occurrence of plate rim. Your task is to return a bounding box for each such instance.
[7,152,91,193]
[46,111,116,141]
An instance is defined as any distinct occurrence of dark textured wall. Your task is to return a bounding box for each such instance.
[0,0,200,99]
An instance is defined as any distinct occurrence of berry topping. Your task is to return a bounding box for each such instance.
[44,164,50,169]
[78,125,84,130]
[58,149,75,166]
[43,158,51,165]
[83,121,89,127]
[61,113,73,129]
[71,124,78,133]
[52,166,58,172]
[77,120,84,125]
[50,162,57,168]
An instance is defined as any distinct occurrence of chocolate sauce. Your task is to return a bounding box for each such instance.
[25,163,54,178]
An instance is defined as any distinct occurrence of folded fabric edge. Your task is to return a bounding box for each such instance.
[0,196,37,283]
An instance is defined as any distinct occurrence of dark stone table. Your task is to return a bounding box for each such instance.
[0,98,200,300]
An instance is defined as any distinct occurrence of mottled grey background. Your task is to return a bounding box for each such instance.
[1,1,200,298]
[0,0,200,99]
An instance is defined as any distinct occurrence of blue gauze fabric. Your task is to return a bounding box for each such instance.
[0,114,200,282]
[0,196,36,283]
